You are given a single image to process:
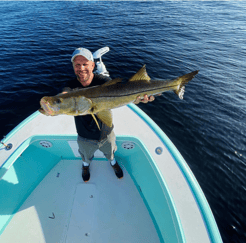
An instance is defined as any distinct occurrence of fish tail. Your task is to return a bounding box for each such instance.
[174,70,199,99]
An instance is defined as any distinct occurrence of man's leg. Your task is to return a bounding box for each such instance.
[99,131,123,179]
[77,135,99,182]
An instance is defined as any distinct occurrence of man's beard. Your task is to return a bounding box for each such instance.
[76,72,90,83]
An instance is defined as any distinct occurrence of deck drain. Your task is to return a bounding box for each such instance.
[40,140,53,148]
[121,141,135,150]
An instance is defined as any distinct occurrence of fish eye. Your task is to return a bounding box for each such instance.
[55,98,62,104]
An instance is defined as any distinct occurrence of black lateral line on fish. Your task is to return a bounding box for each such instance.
[95,83,178,98]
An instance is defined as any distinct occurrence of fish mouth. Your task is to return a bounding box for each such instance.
[40,97,59,116]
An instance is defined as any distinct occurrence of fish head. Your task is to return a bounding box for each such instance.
[40,96,64,116]
[40,95,92,116]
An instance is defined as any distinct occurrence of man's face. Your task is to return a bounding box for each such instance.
[73,56,95,87]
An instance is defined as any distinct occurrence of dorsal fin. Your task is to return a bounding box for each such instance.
[101,78,123,87]
[129,65,151,82]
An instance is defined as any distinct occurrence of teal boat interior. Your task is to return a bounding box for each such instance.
[1,135,183,242]
[0,104,223,243]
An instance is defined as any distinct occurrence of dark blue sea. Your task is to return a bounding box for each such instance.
[0,1,245,242]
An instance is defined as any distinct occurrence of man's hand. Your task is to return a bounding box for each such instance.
[134,94,156,104]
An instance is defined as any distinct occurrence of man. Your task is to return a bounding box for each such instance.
[64,47,154,182]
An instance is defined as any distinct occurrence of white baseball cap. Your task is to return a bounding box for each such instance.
[71,48,94,62]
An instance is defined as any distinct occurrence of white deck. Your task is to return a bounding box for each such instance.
[0,105,216,242]
[1,159,160,243]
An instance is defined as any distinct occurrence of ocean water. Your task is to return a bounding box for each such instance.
[0,1,246,242]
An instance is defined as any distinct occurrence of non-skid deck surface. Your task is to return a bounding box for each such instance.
[1,159,160,243]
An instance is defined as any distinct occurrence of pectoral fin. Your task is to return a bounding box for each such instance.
[97,110,113,128]
[91,113,101,131]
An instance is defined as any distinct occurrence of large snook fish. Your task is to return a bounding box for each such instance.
[39,65,199,129]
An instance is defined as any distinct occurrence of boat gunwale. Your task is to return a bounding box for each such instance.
[128,103,223,243]
[1,111,40,148]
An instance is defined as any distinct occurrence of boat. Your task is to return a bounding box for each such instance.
[0,48,223,243]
